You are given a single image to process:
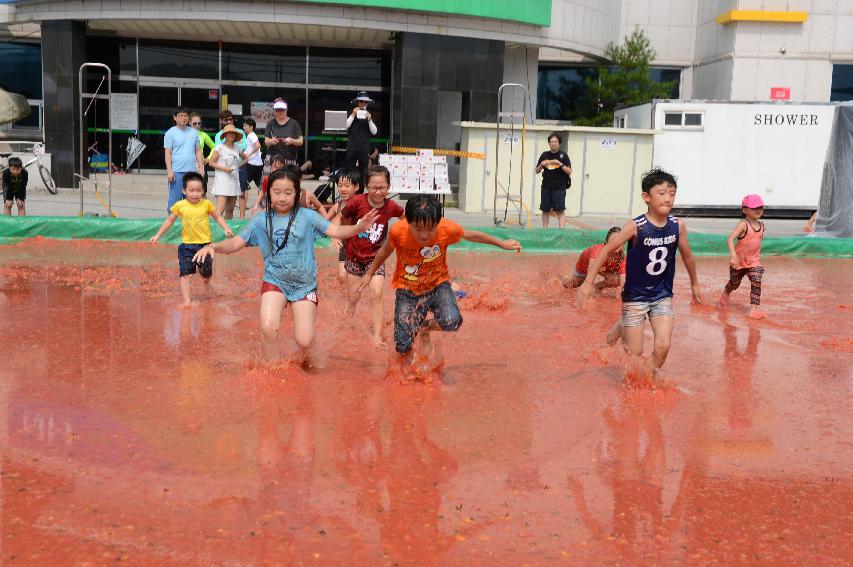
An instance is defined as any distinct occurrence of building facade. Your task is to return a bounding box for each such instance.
[1,0,852,185]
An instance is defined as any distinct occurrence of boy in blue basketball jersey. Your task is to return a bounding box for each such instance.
[577,168,703,371]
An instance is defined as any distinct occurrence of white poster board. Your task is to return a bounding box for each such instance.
[110,93,138,131]
[250,101,274,129]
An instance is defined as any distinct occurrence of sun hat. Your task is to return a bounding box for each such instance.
[352,91,373,104]
[741,194,765,208]
[220,123,244,142]
[273,98,288,110]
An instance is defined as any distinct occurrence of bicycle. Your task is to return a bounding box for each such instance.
[0,142,57,194]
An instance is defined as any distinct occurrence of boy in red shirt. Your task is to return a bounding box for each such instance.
[342,166,404,345]
[354,195,521,371]
[564,227,626,292]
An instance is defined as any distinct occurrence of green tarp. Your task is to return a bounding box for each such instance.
[1,216,852,258]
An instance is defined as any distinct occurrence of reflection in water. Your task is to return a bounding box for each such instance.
[0,241,851,563]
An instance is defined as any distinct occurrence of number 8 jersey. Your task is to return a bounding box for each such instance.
[622,214,679,303]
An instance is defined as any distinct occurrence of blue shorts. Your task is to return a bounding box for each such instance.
[394,282,463,354]
[178,243,213,278]
[238,166,249,193]
[621,297,674,327]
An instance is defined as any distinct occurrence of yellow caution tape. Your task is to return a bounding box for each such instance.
[391,146,486,160]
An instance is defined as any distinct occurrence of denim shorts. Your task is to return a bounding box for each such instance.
[621,296,674,327]
[394,281,463,354]
[178,243,213,278]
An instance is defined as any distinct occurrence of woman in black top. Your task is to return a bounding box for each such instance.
[344,91,378,186]
[535,132,572,229]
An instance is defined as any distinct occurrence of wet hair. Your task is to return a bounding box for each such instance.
[7,156,23,169]
[604,226,621,243]
[548,132,562,144]
[335,166,362,189]
[243,117,256,128]
[405,195,443,227]
[641,167,677,193]
[182,171,206,194]
[270,155,286,169]
[219,110,233,121]
[264,167,302,256]
[173,106,190,117]
[365,165,391,186]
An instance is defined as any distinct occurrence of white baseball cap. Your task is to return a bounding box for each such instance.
[273,98,288,110]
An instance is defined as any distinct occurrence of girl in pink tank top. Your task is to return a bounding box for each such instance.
[719,194,766,319]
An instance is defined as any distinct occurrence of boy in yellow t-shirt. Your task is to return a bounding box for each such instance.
[150,172,233,307]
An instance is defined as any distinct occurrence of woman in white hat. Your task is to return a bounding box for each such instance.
[263,98,303,173]
[345,91,377,184]
[209,123,246,219]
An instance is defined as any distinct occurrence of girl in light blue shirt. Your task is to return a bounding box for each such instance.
[193,168,377,366]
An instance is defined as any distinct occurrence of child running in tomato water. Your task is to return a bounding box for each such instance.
[353,195,522,370]
[149,172,233,307]
[576,168,703,372]
[193,168,378,365]
[326,166,361,284]
[564,227,626,291]
[342,166,405,346]
[719,194,767,319]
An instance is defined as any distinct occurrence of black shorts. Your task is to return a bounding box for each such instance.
[178,243,213,278]
[246,164,263,188]
[540,187,566,212]
[338,243,347,262]
[3,186,26,202]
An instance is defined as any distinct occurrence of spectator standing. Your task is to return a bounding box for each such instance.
[263,98,303,172]
[164,105,203,212]
[535,132,572,229]
[345,91,377,185]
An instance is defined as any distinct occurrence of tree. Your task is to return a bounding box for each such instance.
[577,28,677,126]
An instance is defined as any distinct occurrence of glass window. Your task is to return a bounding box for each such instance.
[683,112,702,126]
[830,64,853,101]
[308,48,389,86]
[537,65,681,122]
[222,44,305,83]
[536,66,597,122]
[650,68,681,99]
[11,103,41,129]
[664,112,682,126]
[139,40,218,79]
[0,41,42,99]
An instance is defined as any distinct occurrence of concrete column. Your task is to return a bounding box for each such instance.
[41,20,86,188]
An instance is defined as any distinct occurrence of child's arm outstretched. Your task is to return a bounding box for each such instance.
[192,235,248,263]
[210,210,234,238]
[461,229,522,251]
[677,221,703,304]
[325,209,379,241]
[576,220,636,307]
[149,213,178,243]
[726,219,746,267]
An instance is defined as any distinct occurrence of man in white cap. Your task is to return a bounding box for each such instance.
[345,91,377,185]
[263,98,303,172]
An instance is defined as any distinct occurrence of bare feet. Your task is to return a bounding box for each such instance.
[606,321,622,346]
[719,290,730,307]
[371,333,386,348]
[748,308,766,320]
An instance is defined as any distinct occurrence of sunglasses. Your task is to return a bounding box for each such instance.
[191,121,201,126]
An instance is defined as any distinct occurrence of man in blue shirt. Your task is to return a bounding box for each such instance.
[164,106,203,212]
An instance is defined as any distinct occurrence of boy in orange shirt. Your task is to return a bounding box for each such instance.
[354,195,521,365]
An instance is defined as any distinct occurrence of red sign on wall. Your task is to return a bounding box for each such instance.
[770,87,791,100]
[208,89,219,100]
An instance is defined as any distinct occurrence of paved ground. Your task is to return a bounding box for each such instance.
[16,173,813,236]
